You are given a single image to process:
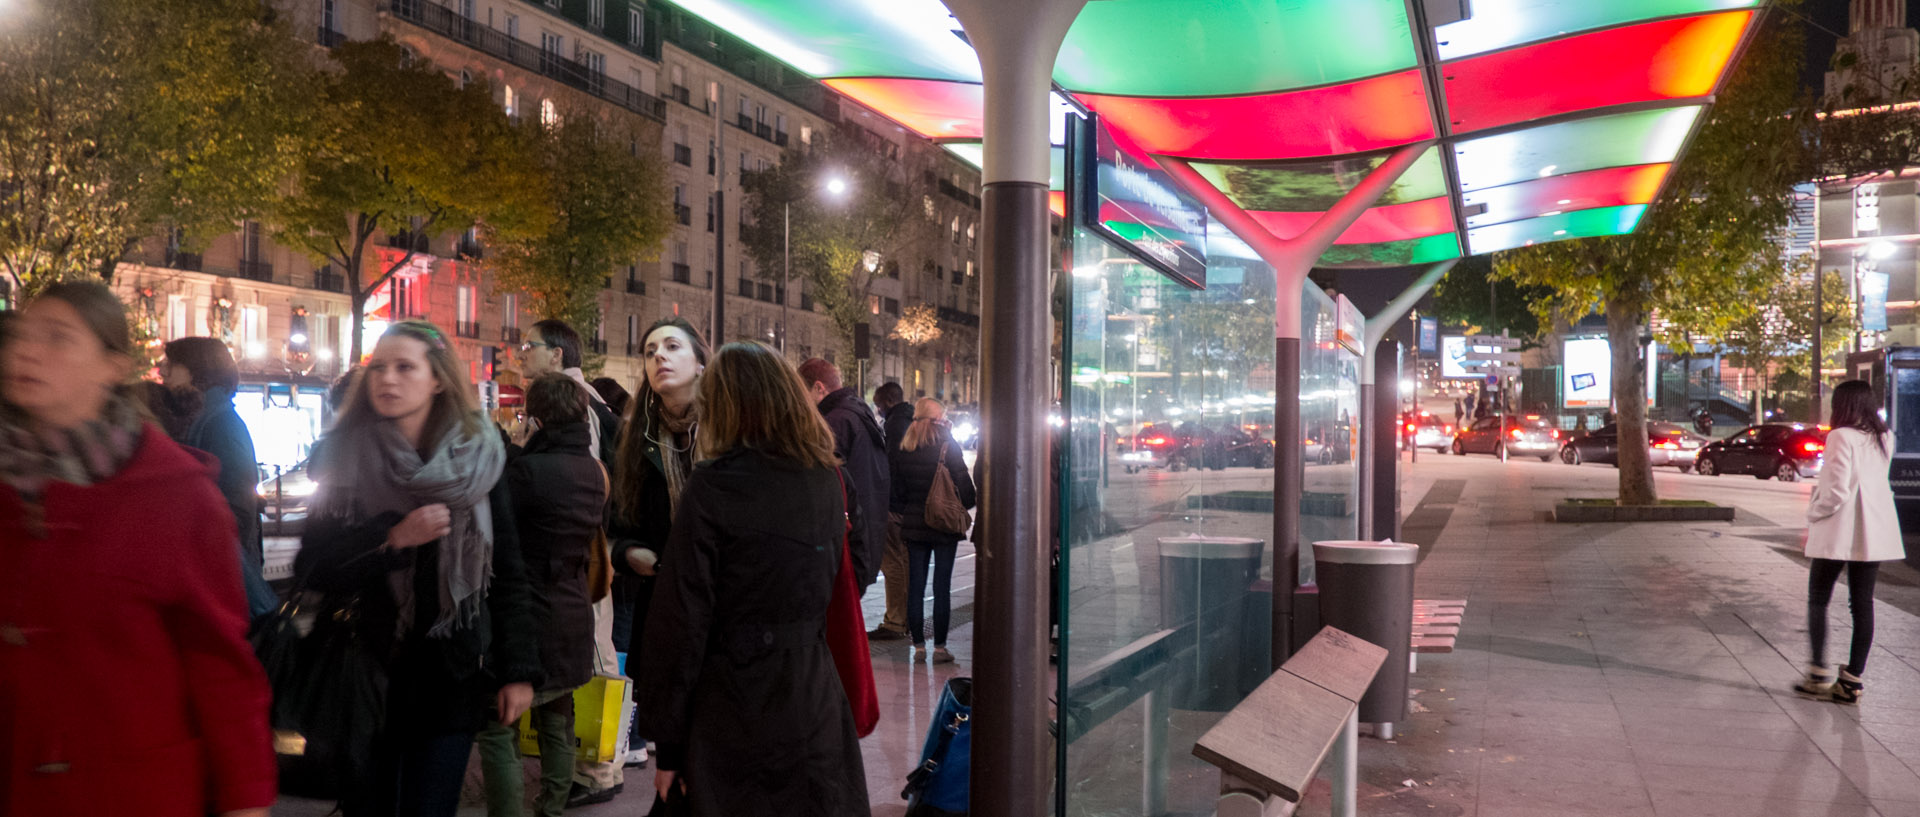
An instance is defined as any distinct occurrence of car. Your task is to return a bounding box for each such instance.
[257,460,316,537]
[1559,421,1708,471]
[1405,413,1453,452]
[1453,415,1560,460]
[1119,422,1209,473]
[1694,423,1828,482]
[1217,426,1275,469]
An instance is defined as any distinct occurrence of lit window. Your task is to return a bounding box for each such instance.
[541,98,558,127]
[502,85,516,117]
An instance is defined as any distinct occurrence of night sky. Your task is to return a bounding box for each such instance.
[1800,0,1920,90]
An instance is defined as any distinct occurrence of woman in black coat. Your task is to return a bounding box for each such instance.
[636,342,870,817]
[477,374,609,816]
[890,398,977,664]
[162,337,276,619]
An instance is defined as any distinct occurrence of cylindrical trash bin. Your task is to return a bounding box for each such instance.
[1312,539,1418,725]
[1158,535,1264,711]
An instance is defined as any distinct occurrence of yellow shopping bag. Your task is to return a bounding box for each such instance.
[515,675,634,764]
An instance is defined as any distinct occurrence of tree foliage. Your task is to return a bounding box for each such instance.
[1428,255,1546,340]
[274,37,549,363]
[738,131,941,348]
[1492,10,1806,504]
[0,0,314,296]
[1716,260,1854,400]
[890,302,942,345]
[486,114,673,355]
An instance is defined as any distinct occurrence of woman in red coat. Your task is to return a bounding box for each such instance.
[0,282,275,817]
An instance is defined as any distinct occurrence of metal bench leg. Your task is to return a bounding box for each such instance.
[1331,709,1358,817]
[1143,688,1168,816]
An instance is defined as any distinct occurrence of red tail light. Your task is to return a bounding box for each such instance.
[1801,440,1824,454]
[1145,437,1167,446]
[1655,441,1679,450]
[1550,429,1560,439]
[1405,423,1415,432]
[1509,428,1524,440]
[1444,425,1453,434]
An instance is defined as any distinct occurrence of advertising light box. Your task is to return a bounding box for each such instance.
[1563,336,1656,409]
[1440,335,1494,379]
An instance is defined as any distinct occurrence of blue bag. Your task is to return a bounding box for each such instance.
[903,677,972,817]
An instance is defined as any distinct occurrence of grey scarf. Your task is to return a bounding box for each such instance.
[313,415,505,639]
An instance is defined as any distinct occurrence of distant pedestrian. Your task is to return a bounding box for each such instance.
[800,358,889,592]
[478,374,609,817]
[1795,380,1904,705]
[296,321,539,817]
[636,341,871,816]
[164,336,277,619]
[869,381,914,640]
[1452,397,1464,428]
[891,398,977,663]
[1,281,276,817]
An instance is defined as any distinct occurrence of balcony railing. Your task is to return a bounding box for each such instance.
[671,263,691,284]
[501,326,522,344]
[774,131,789,147]
[800,294,814,311]
[674,204,692,225]
[456,238,484,261]
[317,26,347,48]
[757,282,774,302]
[738,279,755,297]
[626,278,645,295]
[755,123,773,141]
[384,1,666,122]
[237,259,274,282]
[314,268,346,293]
[591,338,609,354]
[165,250,203,272]
[387,231,431,253]
[455,320,481,339]
[670,84,693,107]
[937,306,980,328]
[673,144,693,166]
[737,114,754,131]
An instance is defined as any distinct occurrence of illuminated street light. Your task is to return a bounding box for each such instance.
[1870,241,1897,260]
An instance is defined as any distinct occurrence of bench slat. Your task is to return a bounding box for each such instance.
[1281,627,1390,704]
[1412,614,1461,624]
[1415,599,1468,607]
[1413,636,1456,653]
[1411,624,1460,637]
[1193,671,1355,803]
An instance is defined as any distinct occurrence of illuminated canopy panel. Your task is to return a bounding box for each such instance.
[1443,12,1750,133]
[1055,0,1416,97]
[1076,71,1434,162]
[663,0,1759,267]
[1462,164,1671,228]
[1188,147,1448,212]
[1468,204,1650,254]
[1434,0,1764,60]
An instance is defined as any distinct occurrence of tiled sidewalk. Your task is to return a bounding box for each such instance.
[1326,456,1920,817]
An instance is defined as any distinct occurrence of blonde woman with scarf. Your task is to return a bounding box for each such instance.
[295,321,540,817]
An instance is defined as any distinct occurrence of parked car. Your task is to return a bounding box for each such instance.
[256,460,315,537]
[1405,413,1453,452]
[1559,422,1707,471]
[1453,415,1560,460]
[1118,422,1212,473]
[1217,426,1275,469]
[1694,423,1828,482]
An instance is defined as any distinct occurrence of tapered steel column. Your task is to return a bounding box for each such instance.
[942,1,1086,814]
[1356,260,1456,539]
[1162,142,1430,662]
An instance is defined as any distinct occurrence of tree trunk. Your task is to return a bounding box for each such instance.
[1608,296,1656,505]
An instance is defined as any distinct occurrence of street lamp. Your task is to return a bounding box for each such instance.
[782,172,850,354]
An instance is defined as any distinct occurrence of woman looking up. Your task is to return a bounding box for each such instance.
[636,341,870,816]
[295,320,539,817]
[1796,379,1903,704]
[0,281,275,817]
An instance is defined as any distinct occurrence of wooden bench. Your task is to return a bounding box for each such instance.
[1411,599,1467,659]
[1192,627,1388,817]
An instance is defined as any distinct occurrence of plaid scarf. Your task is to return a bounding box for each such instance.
[0,396,146,508]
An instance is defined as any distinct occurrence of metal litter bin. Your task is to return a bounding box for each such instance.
[1159,535,1264,711]
[1312,539,1418,725]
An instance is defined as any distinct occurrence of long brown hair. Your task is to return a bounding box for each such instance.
[696,342,838,470]
[900,397,947,452]
[613,317,709,515]
[1830,379,1890,453]
[332,320,482,451]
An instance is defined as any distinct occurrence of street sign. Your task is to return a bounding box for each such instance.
[1462,350,1521,363]
[1490,365,1522,377]
[1464,335,1522,348]
[1458,361,1522,377]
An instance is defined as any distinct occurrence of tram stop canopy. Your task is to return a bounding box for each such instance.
[666,0,1761,266]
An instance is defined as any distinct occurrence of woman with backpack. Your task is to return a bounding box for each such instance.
[889,398,977,664]
[1795,379,1903,704]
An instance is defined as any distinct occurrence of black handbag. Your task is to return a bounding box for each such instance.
[250,550,389,800]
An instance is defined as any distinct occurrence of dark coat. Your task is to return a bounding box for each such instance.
[890,425,977,545]
[1,425,276,817]
[295,470,540,735]
[635,449,870,817]
[507,421,607,692]
[610,420,682,664]
[180,386,276,619]
[881,401,914,454]
[818,387,888,588]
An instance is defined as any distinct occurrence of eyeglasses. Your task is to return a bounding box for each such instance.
[519,341,552,352]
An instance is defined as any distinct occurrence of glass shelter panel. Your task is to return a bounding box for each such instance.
[1058,224,1358,815]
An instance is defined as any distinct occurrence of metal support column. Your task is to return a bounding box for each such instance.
[942,2,1086,814]
[1162,142,1433,662]
[1355,260,1456,539]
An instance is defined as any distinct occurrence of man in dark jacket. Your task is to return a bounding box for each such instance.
[163,337,275,620]
[799,358,889,591]
[868,382,914,639]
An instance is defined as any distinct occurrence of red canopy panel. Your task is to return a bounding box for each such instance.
[1075,70,1435,162]
[822,77,985,140]
[1442,11,1750,134]
[1462,163,1672,228]
[1249,196,1455,245]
